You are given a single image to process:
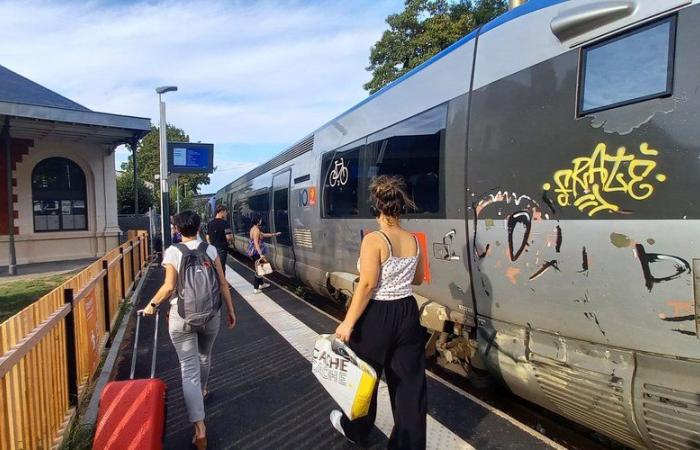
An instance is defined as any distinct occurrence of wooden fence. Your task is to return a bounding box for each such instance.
[0,231,150,450]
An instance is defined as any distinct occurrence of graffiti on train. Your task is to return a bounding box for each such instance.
[472,190,566,284]
[542,142,667,216]
[609,232,691,292]
[473,191,544,262]
[471,191,691,294]
[658,301,698,336]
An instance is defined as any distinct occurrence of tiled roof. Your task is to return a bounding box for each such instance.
[0,64,91,112]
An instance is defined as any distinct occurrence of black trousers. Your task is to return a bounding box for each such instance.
[216,246,228,268]
[340,296,427,449]
[253,254,263,289]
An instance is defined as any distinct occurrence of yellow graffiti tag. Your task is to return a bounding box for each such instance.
[543,143,666,216]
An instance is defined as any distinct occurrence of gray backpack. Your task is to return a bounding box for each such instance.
[176,242,222,328]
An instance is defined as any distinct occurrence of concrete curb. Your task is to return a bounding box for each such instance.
[80,263,154,426]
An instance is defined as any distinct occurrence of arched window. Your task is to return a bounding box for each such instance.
[32,157,87,232]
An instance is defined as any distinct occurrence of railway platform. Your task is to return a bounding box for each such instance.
[110,258,566,450]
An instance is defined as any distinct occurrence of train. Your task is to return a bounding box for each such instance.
[214,1,700,448]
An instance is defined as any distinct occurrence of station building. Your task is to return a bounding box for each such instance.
[0,64,150,270]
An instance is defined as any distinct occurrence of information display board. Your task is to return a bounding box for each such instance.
[167,142,214,173]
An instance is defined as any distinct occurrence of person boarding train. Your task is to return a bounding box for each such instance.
[248,214,281,294]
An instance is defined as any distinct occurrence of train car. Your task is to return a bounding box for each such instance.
[216,1,700,448]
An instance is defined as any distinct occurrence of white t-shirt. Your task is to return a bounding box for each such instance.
[162,238,220,305]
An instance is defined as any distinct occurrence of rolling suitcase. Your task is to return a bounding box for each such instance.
[93,310,166,450]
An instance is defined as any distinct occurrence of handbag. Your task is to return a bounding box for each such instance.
[255,259,273,277]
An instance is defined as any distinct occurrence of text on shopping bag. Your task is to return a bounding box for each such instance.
[312,348,351,385]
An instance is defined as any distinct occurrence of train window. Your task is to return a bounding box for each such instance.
[232,199,247,235]
[365,105,446,215]
[322,146,361,218]
[233,192,270,235]
[579,16,676,115]
[273,187,292,246]
[249,193,270,227]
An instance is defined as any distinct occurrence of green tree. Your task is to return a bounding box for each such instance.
[364,0,507,93]
[120,124,211,206]
[116,171,155,214]
[169,181,195,213]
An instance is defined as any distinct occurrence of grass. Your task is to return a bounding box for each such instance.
[60,280,136,449]
[60,422,93,450]
[0,273,73,322]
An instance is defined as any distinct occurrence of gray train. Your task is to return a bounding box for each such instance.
[215,1,700,448]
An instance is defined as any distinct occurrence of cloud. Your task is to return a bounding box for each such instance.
[208,158,262,193]
[0,0,402,190]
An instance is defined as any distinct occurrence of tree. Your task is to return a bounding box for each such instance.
[116,171,155,214]
[169,181,195,213]
[120,124,211,206]
[364,0,507,93]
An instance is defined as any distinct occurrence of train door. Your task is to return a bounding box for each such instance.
[270,170,295,276]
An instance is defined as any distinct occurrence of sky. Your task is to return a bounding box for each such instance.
[0,0,403,192]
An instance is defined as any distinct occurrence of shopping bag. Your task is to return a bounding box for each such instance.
[312,334,377,420]
[255,259,273,276]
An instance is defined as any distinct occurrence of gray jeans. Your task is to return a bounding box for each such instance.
[168,304,220,423]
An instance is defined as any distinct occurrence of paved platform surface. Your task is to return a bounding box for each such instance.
[111,258,563,450]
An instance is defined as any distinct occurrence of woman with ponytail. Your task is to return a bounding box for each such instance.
[329,175,427,449]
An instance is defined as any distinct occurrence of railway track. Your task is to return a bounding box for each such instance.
[228,251,625,450]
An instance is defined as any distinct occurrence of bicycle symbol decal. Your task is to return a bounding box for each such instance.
[328,158,349,187]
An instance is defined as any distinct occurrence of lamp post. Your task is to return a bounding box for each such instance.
[176,175,180,214]
[156,85,177,249]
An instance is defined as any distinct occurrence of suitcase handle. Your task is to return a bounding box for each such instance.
[130,309,160,379]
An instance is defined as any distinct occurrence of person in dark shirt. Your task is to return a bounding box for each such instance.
[207,205,233,267]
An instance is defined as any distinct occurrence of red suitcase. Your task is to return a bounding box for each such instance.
[93,311,166,450]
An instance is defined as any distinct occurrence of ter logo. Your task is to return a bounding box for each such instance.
[299,187,317,207]
[308,187,317,206]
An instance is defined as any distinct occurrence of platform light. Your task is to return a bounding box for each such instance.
[156,85,178,248]
[155,86,178,94]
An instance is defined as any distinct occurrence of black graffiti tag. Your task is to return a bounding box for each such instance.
[579,246,589,273]
[507,211,531,262]
[635,244,691,292]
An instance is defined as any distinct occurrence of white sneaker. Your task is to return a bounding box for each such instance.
[253,289,262,294]
[260,283,271,289]
[330,410,356,444]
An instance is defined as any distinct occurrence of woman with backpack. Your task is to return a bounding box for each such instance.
[248,214,281,294]
[330,175,427,449]
[143,210,236,450]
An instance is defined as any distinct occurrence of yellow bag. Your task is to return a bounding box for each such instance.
[312,334,377,419]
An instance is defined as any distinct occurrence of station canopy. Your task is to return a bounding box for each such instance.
[0,64,150,145]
